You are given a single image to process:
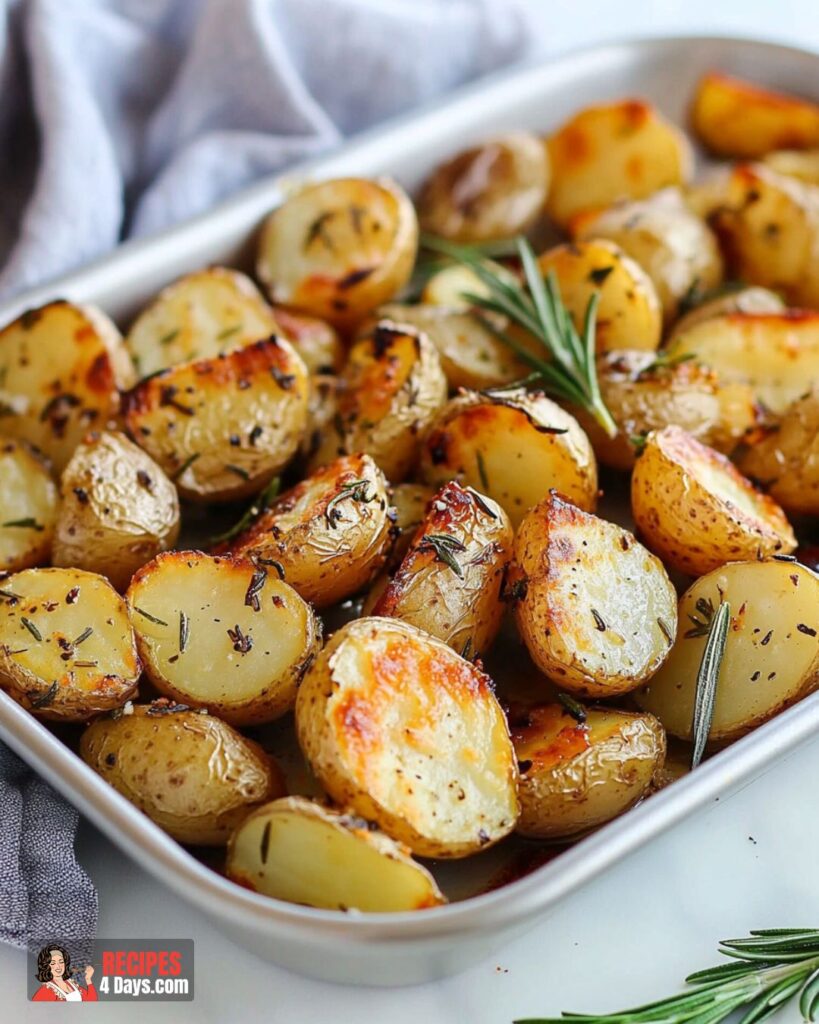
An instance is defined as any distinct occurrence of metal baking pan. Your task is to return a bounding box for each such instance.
[1,35,818,987]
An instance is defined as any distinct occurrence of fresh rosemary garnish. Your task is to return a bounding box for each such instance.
[71,626,93,646]
[21,617,42,641]
[421,234,617,438]
[557,692,587,725]
[325,479,374,528]
[418,533,466,578]
[517,928,819,1024]
[208,476,281,546]
[685,596,717,639]
[133,606,168,627]
[691,600,731,770]
[2,517,44,531]
[636,351,696,377]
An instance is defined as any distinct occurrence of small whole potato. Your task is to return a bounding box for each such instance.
[81,702,285,845]
[0,438,58,572]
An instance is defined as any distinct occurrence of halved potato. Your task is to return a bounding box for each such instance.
[125,267,280,378]
[271,307,345,375]
[223,453,393,608]
[298,373,340,463]
[546,99,692,228]
[636,560,819,742]
[372,481,512,657]
[421,263,509,309]
[295,617,519,858]
[52,430,180,591]
[81,702,284,845]
[226,796,445,911]
[0,567,139,720]
[257,177,418,329]
[668,285,786,342]
[126,550,320,726]
[537,240,662,353]
[122,337,309,502]
[387,482,434,566]
[419,387,597,528]
[511,491,676,698]
[763,149,819,186]
[631,426,796,577]
[691,72,819,158]
[417,133,550,242]
[512,703,666,840]
[0,300,134,471]
[0,439,58,571]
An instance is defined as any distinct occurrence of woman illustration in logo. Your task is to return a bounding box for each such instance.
[32,944,98,1001]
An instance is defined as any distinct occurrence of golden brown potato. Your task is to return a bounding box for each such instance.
[0,300,134,471]
[419,387,597,528]
[512,703,666,840]
[223,453,393,608]
[372,481,512,657]
[511,491,676,698]
[546,99,692,228]
[668,285,785,342]
[52,431,180,591]
[763,148,819,186]
[271,307,345,375]
[0,439,58,572]
[417,133,550,242]
[0,567,139,720]
[126,550,320,726]
[636,560,819,742]
[387,482,434,566]
[81,702,284,845]
[226,797,445,911]
[631,426,796,577]
[257,177,418,329]
[298,373,340,463]
[295,617,519,858]
[122,337,309,502]
[691,72,819,158]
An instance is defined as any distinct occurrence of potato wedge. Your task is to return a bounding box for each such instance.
[80,702,284,845]
[636,560,819,742]
[546,100,692,228]
[631,426,796,577]
[419,387,597,528]
[52,431,180,591]
[511,492,676,698]
[372,481,512,657]
[668,285,785,342]
[691,72,819,158]
[127,550,320,726]
[0,439,58,571]
[512,703,666,840]
[226,797,445,911]
[0,567,139,720]
[0,300,134,471]
[295,617,519,858]
[763,148,819,186]
[122,337,309,502]
[387,482,434,566]
[125,267,280,378]
[223,453,393,609]
[257,177,418,329]
[271,307,345,376]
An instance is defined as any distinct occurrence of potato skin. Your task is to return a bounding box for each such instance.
[295,617,519,858]
[512,703,666,840]
[52,430,180,591]
[272,307,345,375]
[80,702,284,845]
[372,481,512,657]
[631,426,796,577]
[386,482,434,566]
[0,438,58,571]
[667,286,785,342]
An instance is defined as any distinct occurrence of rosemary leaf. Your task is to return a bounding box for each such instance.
[690,600,731,770]
[418,533,466,579]
[208,476,281,546]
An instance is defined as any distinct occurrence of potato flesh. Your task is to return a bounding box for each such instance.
[271,307,344,375]
[636,561,819,741]
[0,440,57,571]
[667,286,785,341]
[764,149,819,187]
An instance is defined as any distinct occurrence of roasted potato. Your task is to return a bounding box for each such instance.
[636,560,819,742]
[257,177,418,329]
[271,307,345,375]
[691,72,819,158]
[511,492,676,698]
[80,702,284,845]
[226,797,445,911]
[308,321,446,482]
[223,453,393,608]
[417,133,550,242]
[298,373,340,463]
[295,617,519,858]
[668,285,785,342]
[546,100,692,228]
[763,148,819,186]
[387,482,434,566]
[52,431,180,591]
[127,550,320,726]
[631,426,796,577]
[421,262,512,309]
[419,387,597,528]
[122,337,309,502]
[0,439,58,571]
[0,567,139,720]
[512,703,666,840]
[125,267,280,378]
[372,481,512,657]
[572,187,724,323]
[0,300,134,471]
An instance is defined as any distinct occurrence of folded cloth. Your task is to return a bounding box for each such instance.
[0,0,528,946]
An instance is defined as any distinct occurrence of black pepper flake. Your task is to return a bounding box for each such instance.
[591,608,607,632]
[588,265,614,285]
[797,623,817,637]
[104,752,117,767]
[477,828,490,845]
[760,630,773,646]
[136,470,153,491]
[517,759,533,774]
[73,487,89,504]
[337,267,374,290]
[751,671,760,681]
[248,425,263,446]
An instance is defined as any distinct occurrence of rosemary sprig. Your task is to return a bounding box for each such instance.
[516,929,819,1024]
[690,600,730,770]
[421,234,617,438]
[418,533,466,578]
[208,477,281,546]
[325,479,374,528]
